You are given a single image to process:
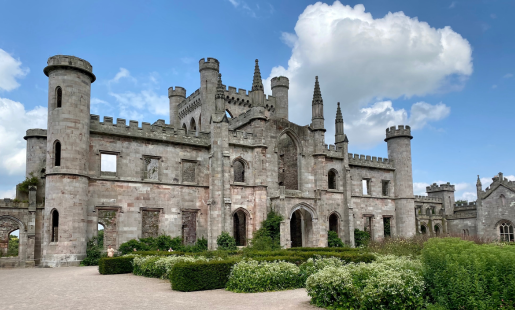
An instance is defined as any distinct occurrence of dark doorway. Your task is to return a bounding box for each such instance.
[233,210,247,246]
[277,134,298,190]
[421,225,427,234]
[290,210,302,247]
[329,213,338,234]
[328,170,336,190]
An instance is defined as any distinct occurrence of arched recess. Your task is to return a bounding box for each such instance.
[190,117,197,135]
[182,123,187,134]
[232,208,250,246]
[425,207,431,216]
[198,113,202,132]
[50,209,59,242]
[55,86,62,108]
[277,129,302,190]
[420,223,427,234]
[497,219,514,242]
[232,157,249,183]
[54,140,61,167]
[328,211,340,235]
[433,224,441,236]
[0,215,26,262]
[500,194,506,207]
[328,169,338,190]
[289,203,317,248]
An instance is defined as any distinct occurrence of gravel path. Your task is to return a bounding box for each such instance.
[0,266,317,310]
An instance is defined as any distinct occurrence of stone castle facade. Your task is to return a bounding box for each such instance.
[0,55,512,267]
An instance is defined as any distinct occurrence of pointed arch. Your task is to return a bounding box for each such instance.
[289,202,318,220]
[500,194,506,207]
[433,224,442,236]
[55,86,62,108]
[277,129,302,190]
[54,140,61,167]
[182,123,187,134]
[328,168,338,190]
[232,157,249,183]
[50,209,59,242]
[0,215,25,232]
[190,117,197,135]
[328,211,340,235]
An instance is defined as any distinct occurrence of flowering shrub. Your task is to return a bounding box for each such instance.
[299,256,345,282]
[306,255,425,310]
[133,255,208,279]
[226,260,303,292]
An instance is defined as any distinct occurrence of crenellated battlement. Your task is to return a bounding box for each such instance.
[24,128,47,140]
[44,55,96,82]
[224,86,275,112]
[426,182,455,193]
[89,115,210,147]
[384,125,413,142]
[199,57,219,72]
[454,201,477,208]
[168,86,186,98]
[271,76,289,89]
[348,153,394,170]
[178,89,202,119]
[415,195,443,202]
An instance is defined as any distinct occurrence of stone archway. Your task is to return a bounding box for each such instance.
[289,204,316,247]
[329,213,339,235]
[0,217,19,257]
[233,209,247,246]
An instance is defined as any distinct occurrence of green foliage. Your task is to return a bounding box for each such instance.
[306,255,425,310]
[118,235,208,255]
[216,231,237,251]
[298,256,346,283]
[286,247,357,252]
[244,249,375,264]
[81,236,104,266]
[98,256,135,274]
[367,236,427,257]
[97,230,104,249]
[170,260,238,291]
[328,230,345,247]
[422,238,515,309]
[18,173,38,193]
[6,235,19,257]
[226,260,303,292]
[455,199,468,204]
[132,255,209,279]
[354,229,370,247]
[247,210,283,251]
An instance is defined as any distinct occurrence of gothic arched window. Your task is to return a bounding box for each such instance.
[56,86,62,108]
[328,170,337,190]
[233,160,245,183]
[54,141,61,167]
[51,209,59,242]
[499,222,514,242]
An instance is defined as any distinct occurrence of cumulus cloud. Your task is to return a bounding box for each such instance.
[413,182,429,195]
[0,49,29,92]
[265,2,472,147]
[504,73,513,79]
[0,98,47,177]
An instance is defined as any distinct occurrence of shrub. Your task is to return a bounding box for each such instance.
[98,256,135,274]
[306,255,425,310]
[299,256,346,282]
[244,250,374,264]
[422,238,515,309]
[367,235,426,256]
[216,232,237,250]
[287,247,357,252]
[226,260,303,292]
[17,173,38,193]
[118,235,208,254]
[247,210,283,251]
[328,230,345,247]
[81,236,104,266]
[133,255,208,279]
[6,235,19,257]
[354,229,370,247]
[170,260,238,291]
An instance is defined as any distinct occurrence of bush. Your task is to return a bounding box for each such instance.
[118,235,208,255]
[287,247,357,252]
[98,256,135,274]
[226,260,303,292]
[17,173,38,193]
[133,255,208,279]
[422,238,515,309]
[247,210,283,251]
[306,255,425,310]
[81,236,104,266]
[367,235,426,257]
[328,230,345,247]
[170,260,238,291]
[354,229,370,247]
[244,250,374,264]
[216,232,237,251]
[6,235,19,257]
[299,256,346,282]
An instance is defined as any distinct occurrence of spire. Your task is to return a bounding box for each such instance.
[252,59,263,91]
[335,102,345,144]
[216,73,224,99]
[311,76,324,130]
[477,175,482,187]
[336,102,343,122]
[312,76,323,107]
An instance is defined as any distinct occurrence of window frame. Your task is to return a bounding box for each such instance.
[181,159,198,184]
[362,178,371,196]
[99,151,120,178]
[381,180,390,196]
[142,155,162,181]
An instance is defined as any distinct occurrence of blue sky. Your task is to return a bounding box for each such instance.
[0,0,514,202]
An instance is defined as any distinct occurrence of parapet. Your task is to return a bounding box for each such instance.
[348,153,395,170]
[168,86,186,98]
[24,129,47,140]
[415,195,443,203]
[271,76,289,89]
[384,125,413,142]
[199,58,220,72]
[44,55,96,82]
[454,201,477,208]
[426,182,455,193]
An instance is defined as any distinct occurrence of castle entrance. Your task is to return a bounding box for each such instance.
[290,207,313,247]
[233,210,247,246]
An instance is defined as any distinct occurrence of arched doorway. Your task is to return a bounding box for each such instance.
[190,118,197,135]
[233,209,247,246]
[434,224,441,236]
[290,205,314,247]
[97,223,105,249]
[0,217,20,257]
[329,213,338,234]
[420,224,427,234]
[278,133,298,190]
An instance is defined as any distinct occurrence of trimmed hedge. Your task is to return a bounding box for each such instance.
[286,247,358,252]
[98,256,134,275]
[245,250,374,263]
[132,250,240,257]
[170,260,238,292]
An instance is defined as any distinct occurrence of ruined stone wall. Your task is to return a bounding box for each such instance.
[477,185,515,241]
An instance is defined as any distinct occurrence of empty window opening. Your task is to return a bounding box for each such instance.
[362,179,370,195]
[233,210,247,246]
[277,134,298,190]
[329,213,338,234]
[182,211,197,246]
[54,141,61,167]
[101,154,117,176]
[6,229,19,257]
[382,180,389,196]
[182,123,187,134]
[290,209,313,247]
[97,223,105,249]
[363,216,372,238]
[383,217,391,237]
[499,222,514,242]
[420,225,427,234]
[434,225,440,236]
[190,117,197,135]
[56,86,62,108]
[233,160,245,183]
[51,210,59,242]
[426,208,431,216]
[226,110,233,119]
[328,170,337,190]
[501,194,506,207]
[144,157,159,180]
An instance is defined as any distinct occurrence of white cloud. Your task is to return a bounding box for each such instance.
[460,192,476,201]
[504,73,513,79]
[227,0,239,8]
[449,1,457,9]
[265,2,472,147]
[409,102,451,129]
[0,97,47,177]
[413,182,429,195]
[0,49,29,92]
[0,187,16,199]
[108,68,136,85]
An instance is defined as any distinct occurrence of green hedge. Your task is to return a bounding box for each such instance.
[286,247,358,252]
[98,256,134,275]
[170,260,238,292]
[132,250,240,257]
[245,250,374,263]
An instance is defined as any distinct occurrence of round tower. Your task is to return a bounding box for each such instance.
[199,58,220,132]
[271,76,289,119]
[168,86,186,129]
[42,55,95,267]
[385,125,416,237]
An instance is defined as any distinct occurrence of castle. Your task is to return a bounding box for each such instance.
[0,55,512,267]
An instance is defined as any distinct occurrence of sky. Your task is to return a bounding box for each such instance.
[0,0,514,203]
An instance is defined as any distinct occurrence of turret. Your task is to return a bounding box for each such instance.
[250,59,264,108]
[334,102,345,145]
[42,55,95,267]
[271,76,289,119]
[199,58,219,129]
[168,86,186,129]
[385,125,415,237]
[311,76,324,130]
[426,182,456,215]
